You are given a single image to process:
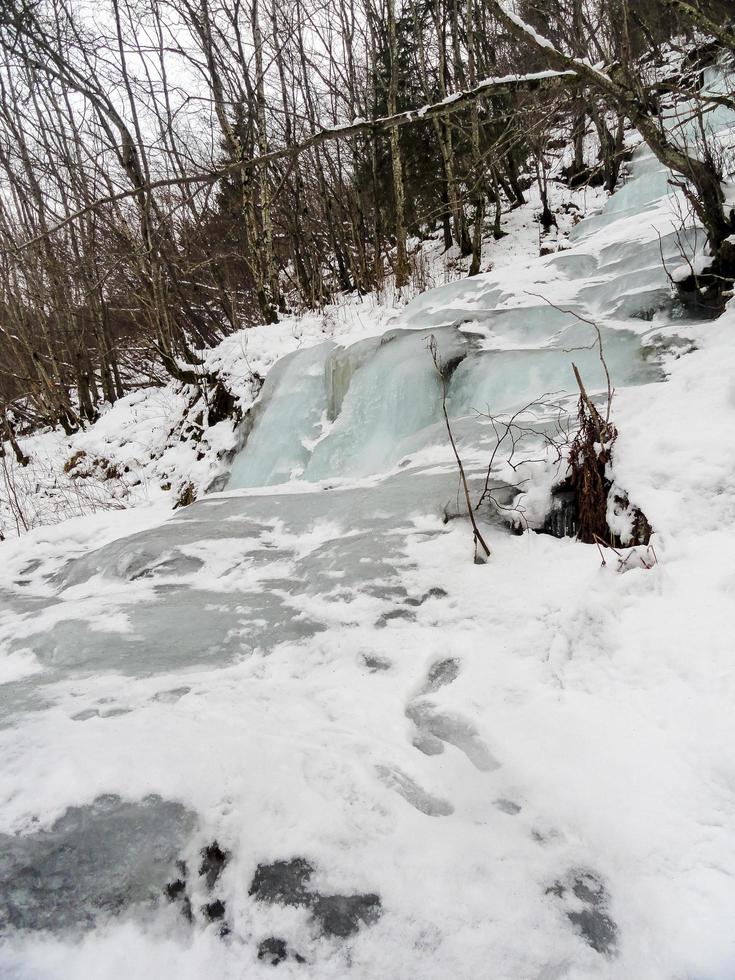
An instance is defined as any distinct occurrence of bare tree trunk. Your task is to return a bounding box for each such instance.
[467,0,485,276]
[252,0,281,315]
[387,0,409,288]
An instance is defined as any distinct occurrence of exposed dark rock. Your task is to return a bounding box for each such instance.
[202,898,226,921]
[173,482,197,509]
[199,841,228,890]
[164,878,186,902]
[363,654,391,672]
[542,485,578,539]
[249,858,381,939]
[207,380,241,428]
[258,937,288,965]
[248,858,315,907]
[257,937,305,965]
[312,893,382,938]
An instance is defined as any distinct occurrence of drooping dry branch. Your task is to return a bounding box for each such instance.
[428,335,491,562]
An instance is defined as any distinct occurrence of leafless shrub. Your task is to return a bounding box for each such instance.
[475,395,572,530]
[1,448,131,540]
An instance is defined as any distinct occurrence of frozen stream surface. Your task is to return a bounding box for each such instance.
[2,89,735,980]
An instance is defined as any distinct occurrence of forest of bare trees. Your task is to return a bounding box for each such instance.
[0,0,732,443]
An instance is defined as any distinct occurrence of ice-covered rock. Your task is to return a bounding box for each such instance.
[0,795,196,934]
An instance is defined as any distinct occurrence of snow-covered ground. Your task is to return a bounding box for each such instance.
[2,82,735,980]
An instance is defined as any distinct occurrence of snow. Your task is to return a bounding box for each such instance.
[499,6,559,52]
[1,62,735,980]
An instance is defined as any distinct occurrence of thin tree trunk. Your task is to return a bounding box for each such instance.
[387,0,409,288]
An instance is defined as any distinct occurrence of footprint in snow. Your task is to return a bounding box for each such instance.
[376,765,454,816]
[152,686,191,703]
[403,587,448,607]
[494,798,522,815]
[374,586,448,628]
[362,654,391,672]
[375,607,415,628]
[547,870,618,957]
[420,657,460,694]
[404,658,499,771]
[406,701,500,772]
[71,706,132,721]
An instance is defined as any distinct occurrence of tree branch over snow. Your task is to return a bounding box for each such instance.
[493,3,624,101]
[494,0,621,97]
[492,0,735,249]
[6,68,578,252]
[662,0,735,51]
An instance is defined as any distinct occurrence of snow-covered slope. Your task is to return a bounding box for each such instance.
[1,85,735,980]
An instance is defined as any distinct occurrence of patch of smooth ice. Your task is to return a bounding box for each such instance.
[0,466,471,704]
[399,278,505,330]
[571,146,674,242]
[227,307,661,489]
[326,336,382,421]
[573,67,735,246]
[448,310,658,417]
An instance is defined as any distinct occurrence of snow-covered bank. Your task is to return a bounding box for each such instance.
[1,85,735,980]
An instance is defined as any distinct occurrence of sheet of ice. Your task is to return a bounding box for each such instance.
[226,90,735,493]
[0,795,196,933]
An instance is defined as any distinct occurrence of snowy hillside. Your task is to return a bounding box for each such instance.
[2,72,735,980]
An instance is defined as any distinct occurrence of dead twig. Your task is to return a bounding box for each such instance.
[428,335,491,562]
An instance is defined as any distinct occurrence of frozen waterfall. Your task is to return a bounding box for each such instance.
[227,304,662,490]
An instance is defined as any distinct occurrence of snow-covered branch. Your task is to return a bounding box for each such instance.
[493,2,620,98]
[11,68,578,252]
